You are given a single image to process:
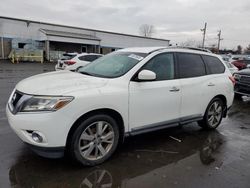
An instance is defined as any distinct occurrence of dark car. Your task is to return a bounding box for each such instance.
[234,69,250,97]
[231,56,250,70]
[231,60,247,70]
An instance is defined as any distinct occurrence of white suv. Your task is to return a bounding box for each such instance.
[6,47,234,166]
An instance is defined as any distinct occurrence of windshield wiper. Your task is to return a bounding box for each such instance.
[79,71,94,76]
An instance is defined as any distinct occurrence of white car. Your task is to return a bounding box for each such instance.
[6,47,234,166]
[55,53,103,71]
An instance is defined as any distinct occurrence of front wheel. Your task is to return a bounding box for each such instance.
[69,114,120,166]
[198,98,225,129]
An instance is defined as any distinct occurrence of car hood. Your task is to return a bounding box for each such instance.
[236,69,250,75]
[16,71,109,95]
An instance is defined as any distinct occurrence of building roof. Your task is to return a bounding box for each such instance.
[40,29,101,41]
[118,47,167,53]
[0,16,170,42]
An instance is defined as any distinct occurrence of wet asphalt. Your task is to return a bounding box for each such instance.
[0,60,250,188]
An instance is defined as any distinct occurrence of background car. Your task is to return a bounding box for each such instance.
[233,69,250,98]
[230,59,247,70]
[229,56,250,70]
[55,52,78,70]
[225,61,239,74]
[55,53,103,71]
[219,54,231,62]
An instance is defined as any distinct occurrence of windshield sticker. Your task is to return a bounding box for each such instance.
[128,54,144,61]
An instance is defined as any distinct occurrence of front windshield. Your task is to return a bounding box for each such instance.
[77,52,147,78]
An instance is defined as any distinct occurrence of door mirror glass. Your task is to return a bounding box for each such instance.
[138,70,156,81]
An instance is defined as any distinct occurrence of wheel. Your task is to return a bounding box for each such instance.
[198,98,224,129]
[69,114,120,166]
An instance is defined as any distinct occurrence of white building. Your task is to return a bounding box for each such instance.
[0,16,170,60]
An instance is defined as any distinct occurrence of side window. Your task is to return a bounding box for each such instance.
[142,53,175,81]
[202,55,225,74]
[177,53,206,78]
[78,55,87,61]
[88,55,99,61]
[78,55,97,62]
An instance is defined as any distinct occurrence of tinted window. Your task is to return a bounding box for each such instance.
[142,53,175,81]
[202,55,225,74]
[79,55,100,62]
[177,53,206,78]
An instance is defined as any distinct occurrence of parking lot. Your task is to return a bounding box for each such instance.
[0,60,250,188]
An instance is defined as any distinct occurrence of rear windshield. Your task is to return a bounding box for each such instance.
[60,54,77,60]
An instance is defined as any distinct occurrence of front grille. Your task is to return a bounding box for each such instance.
[240,75,250,83]
[235,84,250,94]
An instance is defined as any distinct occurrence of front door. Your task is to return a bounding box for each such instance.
[129,53,181,131]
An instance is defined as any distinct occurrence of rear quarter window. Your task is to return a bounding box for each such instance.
[177,53,206,78]
[202,55,225,74]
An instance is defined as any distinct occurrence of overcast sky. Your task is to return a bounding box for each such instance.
[1,0,250,49]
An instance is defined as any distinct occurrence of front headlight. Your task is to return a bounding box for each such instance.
[233,74,241,81]
[20,96,74,112]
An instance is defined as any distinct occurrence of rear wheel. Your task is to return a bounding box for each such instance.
[198,98,225,129]
[69,114,119,166]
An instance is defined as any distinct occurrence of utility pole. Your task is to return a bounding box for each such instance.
[217,30,223,52]
[1,36,4,59]
[201,22,207,48]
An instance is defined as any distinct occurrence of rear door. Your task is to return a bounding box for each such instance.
[176,52,215,119]
[202,55,230,102]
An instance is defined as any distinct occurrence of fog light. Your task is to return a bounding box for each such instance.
[31,132,43,143]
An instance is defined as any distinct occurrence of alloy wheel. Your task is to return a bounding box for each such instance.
[207,101,223,127]
[78,121,115,161]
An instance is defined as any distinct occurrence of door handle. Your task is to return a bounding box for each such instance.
[169,86,180,92]
[208,83,215,86]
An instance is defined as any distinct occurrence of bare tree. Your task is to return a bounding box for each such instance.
[237,45,242,54]
[179,39,202,48]
[244,44,250,54]
[139,24,155,37]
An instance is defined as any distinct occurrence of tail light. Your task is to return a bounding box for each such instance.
[64,60,76,65]
[229,76,236,85]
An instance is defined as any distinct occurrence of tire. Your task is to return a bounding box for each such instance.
[69,114,120,166]
[198,98,225,130]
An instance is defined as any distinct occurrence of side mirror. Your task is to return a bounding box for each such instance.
[138,70,156,81]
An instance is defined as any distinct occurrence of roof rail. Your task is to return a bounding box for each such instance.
[148,47,169,54]
[175,46,212,53]
[148,46,212,54]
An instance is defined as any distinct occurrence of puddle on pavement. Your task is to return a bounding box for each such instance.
[8,128,224,188]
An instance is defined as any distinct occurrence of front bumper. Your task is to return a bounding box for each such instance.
[6,104,74,148]
[26,143,65,158]
[235,82,250,96]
